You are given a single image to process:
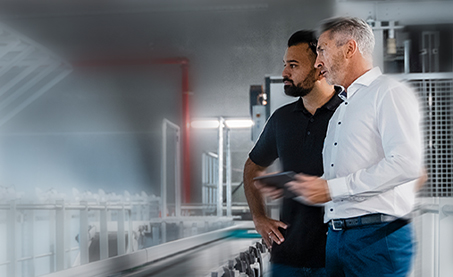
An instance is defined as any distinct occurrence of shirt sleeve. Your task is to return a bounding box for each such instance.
[328,83,423,200]
[249,113,278,168]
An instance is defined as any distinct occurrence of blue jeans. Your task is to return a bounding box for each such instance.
[326,220,414,277]
[271,263,326,277]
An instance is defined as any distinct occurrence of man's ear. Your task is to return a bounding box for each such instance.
[345,39,358,59]
[315,67,324,81]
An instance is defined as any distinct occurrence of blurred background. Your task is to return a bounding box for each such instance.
[0,0,451,276]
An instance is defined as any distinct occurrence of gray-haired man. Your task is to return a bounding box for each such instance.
[287,17,423,276]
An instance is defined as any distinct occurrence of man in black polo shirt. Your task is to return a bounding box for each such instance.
[243,30,342,276]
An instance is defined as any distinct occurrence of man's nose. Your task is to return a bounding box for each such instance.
[314,57,323,69]
[282,66,289,78]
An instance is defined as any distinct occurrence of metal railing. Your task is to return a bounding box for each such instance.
[0,196,151,277]
[200,117,236,217]
[202,152,219,214]
[0,118,241,277]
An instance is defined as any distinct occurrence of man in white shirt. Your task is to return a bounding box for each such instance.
[286,17,423,276]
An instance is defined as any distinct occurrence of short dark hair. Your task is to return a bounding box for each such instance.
[287,30,317,55]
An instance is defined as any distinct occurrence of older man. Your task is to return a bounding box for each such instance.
[287,17,423,276]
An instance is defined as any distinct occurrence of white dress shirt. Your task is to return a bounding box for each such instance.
[322,67,423,223]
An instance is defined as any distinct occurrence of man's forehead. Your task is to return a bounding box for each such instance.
[284,45,308,60]
[287,43,311,54]
[317,31,332,45]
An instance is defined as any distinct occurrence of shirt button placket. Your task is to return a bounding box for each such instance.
[330,105,345,176]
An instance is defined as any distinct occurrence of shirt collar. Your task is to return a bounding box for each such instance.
[346,67,382,98]
[293,97,307,113]
[293,87,343,113]
[327,86,344,110]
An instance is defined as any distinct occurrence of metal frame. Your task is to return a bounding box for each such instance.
[161,119,182,243]
[161,119,182,218]
[200,117,235,218]
[217,117,224,217]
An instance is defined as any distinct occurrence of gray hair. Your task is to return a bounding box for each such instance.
[318,17,375,62]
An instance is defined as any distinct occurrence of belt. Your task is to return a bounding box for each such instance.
[328,213,400,231]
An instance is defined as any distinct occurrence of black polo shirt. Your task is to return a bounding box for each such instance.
[249,92,342,268]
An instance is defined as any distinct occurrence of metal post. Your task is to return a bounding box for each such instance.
[7,200,16,277]
[100,202,108,260]
[55,200,65,271]
[175,127,181,218]
[226,128,232,217]
[117,205,126,256]
[202,154,207,207]
[213,153,218,210]
[181,61,192,204]
[404,40,411,74]
[127,209,133,253]
[217,117,224,217]
[161,119,181,242]
[29,209,35,276]
[49,206,55,271]
[161,120,168,244]
[79,201,89,265]
[161,120,168,221]
[161,119,182,218]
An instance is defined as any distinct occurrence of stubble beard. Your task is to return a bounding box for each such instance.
[283,70,316,97]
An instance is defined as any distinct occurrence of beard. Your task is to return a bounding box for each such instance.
[284,82,312,97]
[283,68,317,97]
[283,78,315,97]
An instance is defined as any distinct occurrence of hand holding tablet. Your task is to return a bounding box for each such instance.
[253,171,297,198]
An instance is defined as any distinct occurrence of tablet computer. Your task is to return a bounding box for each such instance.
[253,171,297,198]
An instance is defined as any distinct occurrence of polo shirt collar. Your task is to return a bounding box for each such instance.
[327,86,344,110]
[293,86,343,113]
[346,66,382,98]
[293,97,307,113]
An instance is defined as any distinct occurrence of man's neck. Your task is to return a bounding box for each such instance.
[302,82,335,115]
[342,59,373,90]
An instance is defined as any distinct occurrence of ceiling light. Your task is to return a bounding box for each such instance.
[225,119,254,128]
[191,120,220,129]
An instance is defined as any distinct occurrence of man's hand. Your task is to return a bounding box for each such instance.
[254,179,284,200]
[286,174,331,204]
[243,159,287,248]
[253,216,287,249]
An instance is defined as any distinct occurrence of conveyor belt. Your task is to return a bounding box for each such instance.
[111,237,259,277]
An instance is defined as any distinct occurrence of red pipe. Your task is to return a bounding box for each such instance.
[74,57,192,203]
[181,61,191,204]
